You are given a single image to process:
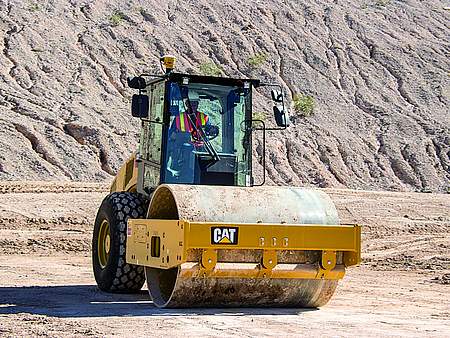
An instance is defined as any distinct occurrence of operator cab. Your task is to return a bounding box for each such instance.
[134,73,256,193]
[129,57,288,194]
[166,75,257,187]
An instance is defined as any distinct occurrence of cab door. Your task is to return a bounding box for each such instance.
[137,81,166,194]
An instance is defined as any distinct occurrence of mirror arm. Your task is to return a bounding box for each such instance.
[256,120,266,186]
[242,119,266,187]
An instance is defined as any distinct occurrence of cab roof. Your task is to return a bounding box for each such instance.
[167,72,261,88]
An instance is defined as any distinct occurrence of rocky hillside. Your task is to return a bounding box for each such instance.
[0,0,448,192]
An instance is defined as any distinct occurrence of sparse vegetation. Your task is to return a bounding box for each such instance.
[252,111,267,121]
[28,2,39,11]
[374,0,391,7]
[420,187,433,193]
[361,0,391,9]
[109,10,126,26]
[199,62,223,76]
[247,53,269,69]
[292,93,315,116]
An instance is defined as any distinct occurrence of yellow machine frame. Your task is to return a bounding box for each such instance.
[126,219,361,280]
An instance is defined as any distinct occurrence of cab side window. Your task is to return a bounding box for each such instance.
[138,81,165,190]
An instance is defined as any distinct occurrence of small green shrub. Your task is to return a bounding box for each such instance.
[28,3,39,11]
[420,187,432,193]
[199,62,223,76]
[247,53,268,69]
[293,93,315,116]
[252,111,267,121]
[109,11,126,26]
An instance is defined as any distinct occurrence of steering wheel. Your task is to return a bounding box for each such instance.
[204,125,219,141]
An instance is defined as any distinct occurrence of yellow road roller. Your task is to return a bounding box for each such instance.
[92,56,361,308]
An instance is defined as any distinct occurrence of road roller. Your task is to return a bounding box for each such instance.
[92,56,361,308]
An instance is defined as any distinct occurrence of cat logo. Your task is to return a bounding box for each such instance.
[211,227,239,245]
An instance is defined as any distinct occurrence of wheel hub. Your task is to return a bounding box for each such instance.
[98,219,110,269]
[105,234,110,253]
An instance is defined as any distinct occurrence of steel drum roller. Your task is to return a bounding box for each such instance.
[144,184,341,308]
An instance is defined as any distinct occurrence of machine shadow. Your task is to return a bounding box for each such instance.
[0,285,316,318]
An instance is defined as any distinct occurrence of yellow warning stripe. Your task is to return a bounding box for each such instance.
[179,113,186,131]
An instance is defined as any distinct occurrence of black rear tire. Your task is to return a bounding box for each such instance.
[92,192,148,293]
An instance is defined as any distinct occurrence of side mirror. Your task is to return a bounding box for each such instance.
[271,89,290,127]
[127,76,146,89]
[131,94,149,118]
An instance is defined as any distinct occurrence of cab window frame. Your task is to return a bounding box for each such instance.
[137,78,168,191]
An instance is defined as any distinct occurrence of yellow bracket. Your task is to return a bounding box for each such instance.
[317,250,337,279]
[321,250,337,270]
[343,225,361,267]
[262,250,277,269]
[257,250,278,278]
[200,249,217,272]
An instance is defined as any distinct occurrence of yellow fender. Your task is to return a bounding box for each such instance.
[110,153,138,193]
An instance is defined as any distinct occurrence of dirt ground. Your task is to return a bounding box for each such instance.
[0,181,448,337]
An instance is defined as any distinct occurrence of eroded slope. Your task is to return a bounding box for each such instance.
[0,1,448,191]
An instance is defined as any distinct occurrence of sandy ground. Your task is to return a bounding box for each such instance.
[0,182,449,337]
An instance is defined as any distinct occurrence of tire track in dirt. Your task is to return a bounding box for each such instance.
[0,181,108,194]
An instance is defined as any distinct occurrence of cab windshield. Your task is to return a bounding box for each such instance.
[164,81,251,186]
